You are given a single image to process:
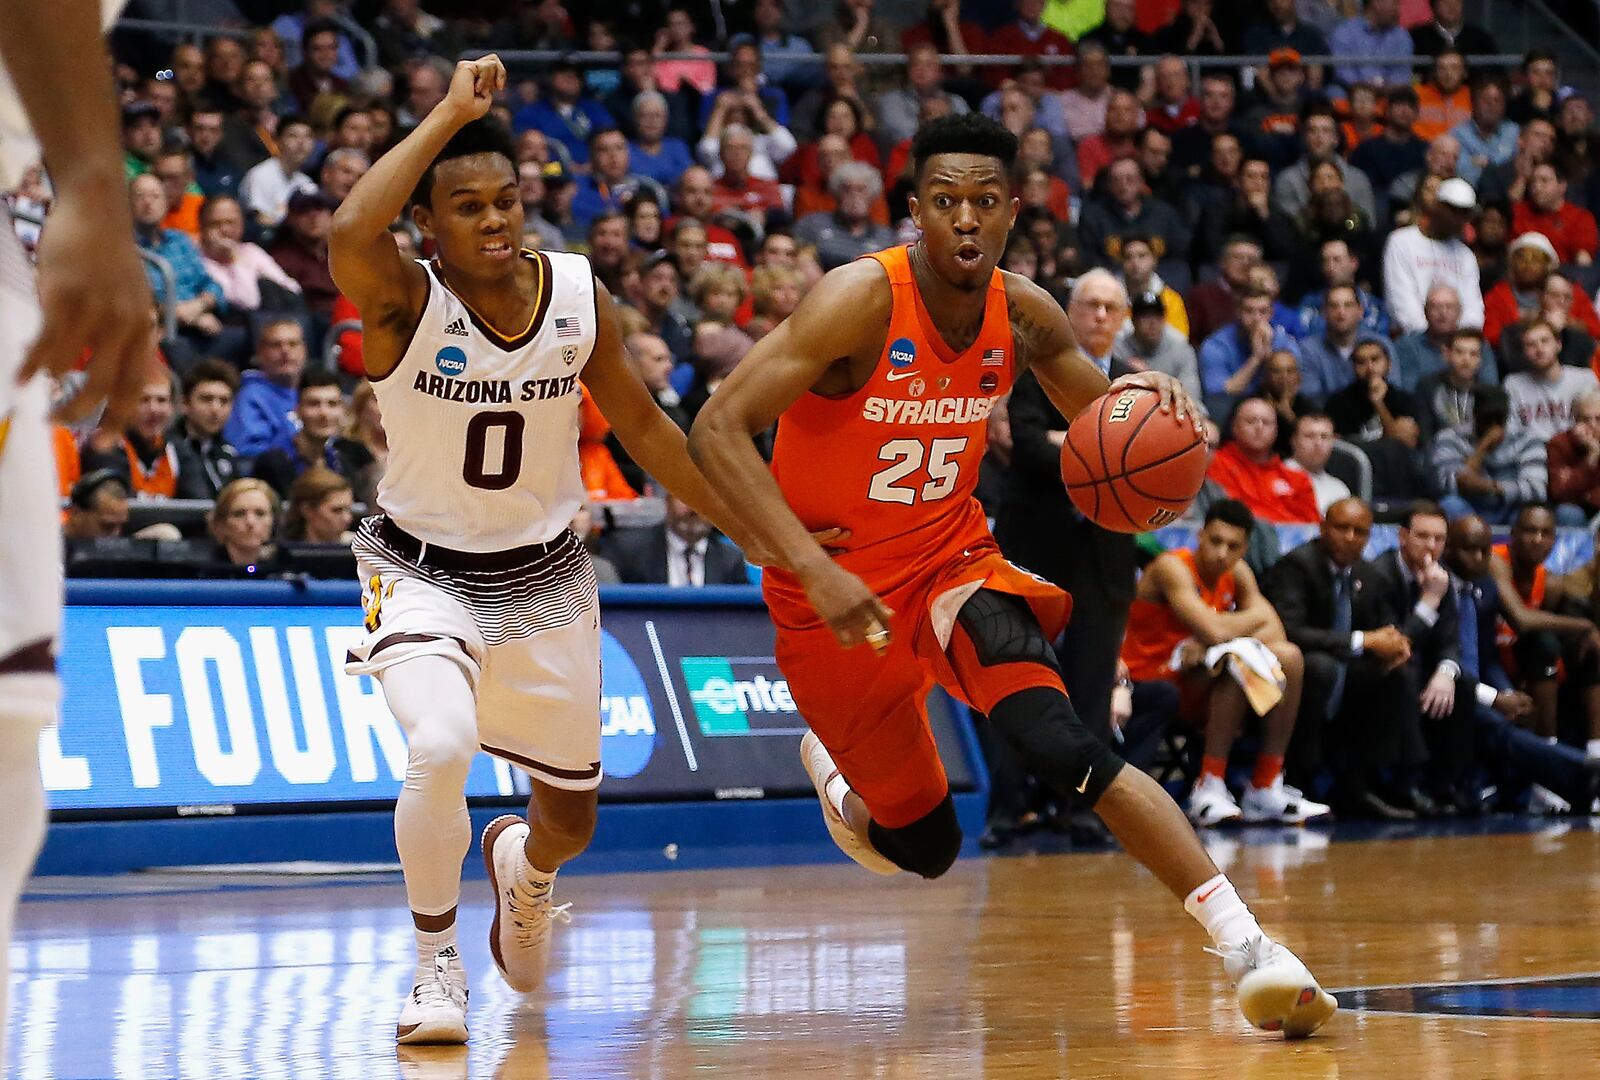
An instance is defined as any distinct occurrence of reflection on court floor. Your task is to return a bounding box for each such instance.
[11,825,1600,1079]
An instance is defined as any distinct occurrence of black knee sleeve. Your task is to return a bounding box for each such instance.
[956,589,1060,670]
[988,686,1126,809]
[868,794,962,879]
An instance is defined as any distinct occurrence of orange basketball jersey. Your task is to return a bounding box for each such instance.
[1493,542,1546,649]
[768,245,1013,587]
[1121,548,1238,683]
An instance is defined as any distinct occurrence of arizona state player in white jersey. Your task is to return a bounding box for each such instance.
[330,56,767,1044]
[0,0,156,1059]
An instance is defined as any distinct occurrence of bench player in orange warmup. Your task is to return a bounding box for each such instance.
[690,114,1336,1037]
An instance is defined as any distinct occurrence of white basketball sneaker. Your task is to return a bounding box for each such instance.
[482,815,572,993]
[396,946,468,1045]
[1187,774,1244,827]
[1241,776,1333,825]
[1213,935,1338,1038]
[799,731,899,875]
[1529,783,1573,816]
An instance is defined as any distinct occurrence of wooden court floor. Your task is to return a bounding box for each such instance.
[10,825,1600,1078]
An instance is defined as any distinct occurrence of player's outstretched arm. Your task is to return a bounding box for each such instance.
[329,55,505,379]
[689,261,897,649]
[582,278,756,546]
[4,0,157,427]
[1007,273,1202,425]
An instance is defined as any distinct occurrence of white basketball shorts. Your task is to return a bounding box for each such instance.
[0,220,59,729]
[345,515,604,791]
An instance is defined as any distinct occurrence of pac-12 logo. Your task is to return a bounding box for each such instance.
[599,631,656,778]
[888,338,917,367]
[435,346,468,377]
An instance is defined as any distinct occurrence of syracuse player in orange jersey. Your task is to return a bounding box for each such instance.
[690,114,1336,1038]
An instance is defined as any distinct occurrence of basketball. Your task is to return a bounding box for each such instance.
[1059,386,1207,533]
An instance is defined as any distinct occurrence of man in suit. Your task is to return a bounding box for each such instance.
[1444,514,1599,813]
[604,494,750,586]
[1366,501,1475,813]
[1261,497,1421,817]
[992,270,1138,843]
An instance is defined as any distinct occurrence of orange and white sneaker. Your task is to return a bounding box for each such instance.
[1213,935,1338,1038]
[799,731,898,875]
[482,815,571,993]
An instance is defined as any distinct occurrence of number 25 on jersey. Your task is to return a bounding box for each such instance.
[867,437,968,505]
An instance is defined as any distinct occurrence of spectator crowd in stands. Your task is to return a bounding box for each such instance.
[12,0,1600,825]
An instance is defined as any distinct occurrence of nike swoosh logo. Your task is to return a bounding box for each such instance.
[1075,768,1092,794]
[1196,882,1224,904]
[884,369,920,382]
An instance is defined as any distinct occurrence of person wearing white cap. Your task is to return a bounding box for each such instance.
[1382,174,1484,335]
[1483,230,1600,348]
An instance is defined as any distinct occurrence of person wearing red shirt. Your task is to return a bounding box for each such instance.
[1512,162,1599,266]
[1546,391,1600,517]
[1145,57,1201,135]
[1207,397,1321,523]
[669,165,749,269]
[1077,89,1144,190]
[1483,232,1600,347]
[985,0,1077,90]
[709,125,785,217]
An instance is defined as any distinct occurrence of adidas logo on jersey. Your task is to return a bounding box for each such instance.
[443,317,470,337]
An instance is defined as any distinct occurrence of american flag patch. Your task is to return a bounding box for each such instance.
[555,316,581,339]
[982,348,1005,366]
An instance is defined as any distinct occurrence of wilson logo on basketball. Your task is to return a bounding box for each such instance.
[1108,391,1140,422]
[1146,508,1179,527]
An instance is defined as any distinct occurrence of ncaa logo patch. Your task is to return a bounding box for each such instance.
[435,346,468,378]
[888,337,917,368]
[979,371,1000,393]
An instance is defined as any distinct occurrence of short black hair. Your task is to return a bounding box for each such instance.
[411,117,518,208]
[70,470,128,510]
[297,370,342,401]
[1204,498,1256,535]
[182,358,240,397]
[302,18,341,49]
[1402,500,1448,530]
[910,112,1018,185]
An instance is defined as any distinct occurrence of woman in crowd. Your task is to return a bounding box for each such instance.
[208,477,280,575]
[283,465,355,544]
[1288,161,1376,296]
[625,191,665,254]
[686,263,747,325]
[744,266,803,340]
[345,380,388,481]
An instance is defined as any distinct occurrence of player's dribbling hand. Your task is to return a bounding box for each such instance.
[802,560,895,654]
[19,184,157,429]
[1108,371,1203,432]
[446,55,507,122]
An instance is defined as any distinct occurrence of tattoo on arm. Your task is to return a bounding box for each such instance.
[1007,295,1051,373]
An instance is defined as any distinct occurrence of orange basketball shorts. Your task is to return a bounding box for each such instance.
[766,542,1071,828]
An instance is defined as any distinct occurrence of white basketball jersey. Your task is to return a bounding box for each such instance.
[371,249,596,551]
[0,0,127,191]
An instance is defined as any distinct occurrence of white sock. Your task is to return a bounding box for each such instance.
[824,773,852,819]
[1586,738,1600,761]
[515,856,555,898]
[1184,874,1263,953]
[414,924,457,979]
